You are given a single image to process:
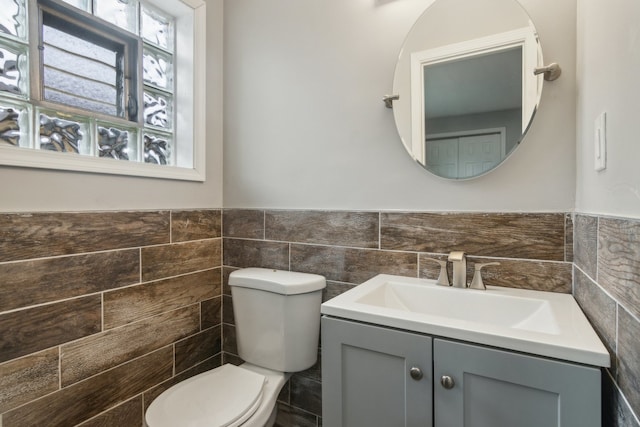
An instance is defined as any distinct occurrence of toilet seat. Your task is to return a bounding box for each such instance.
[146,364,267,427]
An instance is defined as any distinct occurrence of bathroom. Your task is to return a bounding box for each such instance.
[0,0,638,425]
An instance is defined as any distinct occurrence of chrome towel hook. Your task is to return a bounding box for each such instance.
[533,63,561,81]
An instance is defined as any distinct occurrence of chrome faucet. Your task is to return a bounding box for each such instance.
[448,251,467,288]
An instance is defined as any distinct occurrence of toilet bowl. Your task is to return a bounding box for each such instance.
[145,268,326,427]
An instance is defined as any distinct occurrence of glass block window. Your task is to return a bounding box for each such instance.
[143,88,172,130]
[0,105,21,146]
[94,0,139,33]
[0,0,27,40]
[38,110,90,154]
[143,46,173,90]
[144,131,170,165]
[0,0,207,181]
[139,4,174,165]
[0,100,30,147]
[0,0,186,170]
[0,39,28,97]
[97,123,137,160]
[141,5,173,51]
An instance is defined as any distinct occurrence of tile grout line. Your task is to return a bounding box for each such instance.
[169,211,173,244]
[605,368,640,426]
[172,342,177,377]
[101,293,105,332]
[378,211,382,251]
[595,216,600,285]
[615,302,619,367]
[58,346,62,391]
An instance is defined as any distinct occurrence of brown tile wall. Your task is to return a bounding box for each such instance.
[6,208,630,427]
[222,209,574,427]
[573,214,640,427]
[0,209,223,427]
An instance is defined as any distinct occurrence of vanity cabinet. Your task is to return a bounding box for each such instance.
[321,316,433,427]
[322,316,601,427]
[433,338,600,427]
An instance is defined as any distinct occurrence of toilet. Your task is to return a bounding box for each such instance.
[145,267,326,427]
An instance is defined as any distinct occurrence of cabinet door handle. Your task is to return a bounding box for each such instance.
[440,375,455,389]
[409,367,423,380]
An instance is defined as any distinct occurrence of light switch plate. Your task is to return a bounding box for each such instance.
[594,112,607,171]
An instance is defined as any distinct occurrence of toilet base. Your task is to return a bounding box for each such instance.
[235,363,290,427]
[264,403,277,427]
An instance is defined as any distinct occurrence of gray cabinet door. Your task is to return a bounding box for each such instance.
[322,317,433,427]
[433,339,601,427]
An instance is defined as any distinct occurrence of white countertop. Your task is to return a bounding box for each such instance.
[321,274,610,367]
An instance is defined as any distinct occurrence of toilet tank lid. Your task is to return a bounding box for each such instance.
[229,268,326,295]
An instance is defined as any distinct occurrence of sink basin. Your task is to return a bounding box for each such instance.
[321,274,610,367]
[356,280,561,335]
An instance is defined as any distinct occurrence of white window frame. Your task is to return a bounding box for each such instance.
[0,0,207,181]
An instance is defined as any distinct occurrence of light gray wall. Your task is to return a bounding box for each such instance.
[223,0,576,211]
[576,0,640,219]
[0,0,224,213]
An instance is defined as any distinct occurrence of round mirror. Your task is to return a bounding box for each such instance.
[392,0,544,180]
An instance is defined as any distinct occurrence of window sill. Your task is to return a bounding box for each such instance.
[0,144,205,181]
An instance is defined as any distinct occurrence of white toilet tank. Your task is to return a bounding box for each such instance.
[229,268,326,372]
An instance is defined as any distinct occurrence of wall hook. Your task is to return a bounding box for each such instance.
[383,94,399,108]
[533,63,561,81]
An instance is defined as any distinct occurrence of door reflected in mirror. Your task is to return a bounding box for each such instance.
[392,0,543,180]
[424,47,522,179]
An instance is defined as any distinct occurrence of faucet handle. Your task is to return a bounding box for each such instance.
[423,258,450,287]
[469,262,500,290]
